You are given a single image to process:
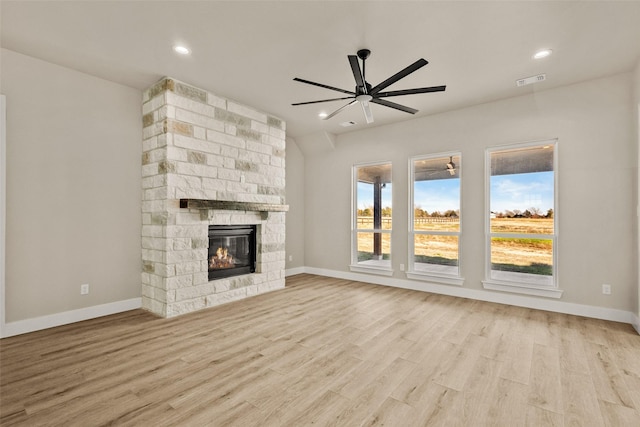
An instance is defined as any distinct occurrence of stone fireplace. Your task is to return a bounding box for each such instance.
[141,77,287,318]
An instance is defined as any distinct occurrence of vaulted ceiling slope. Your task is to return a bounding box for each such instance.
[2,1,640,138]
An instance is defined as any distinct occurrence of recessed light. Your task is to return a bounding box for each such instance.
[318,112,328,119]
[533,49,552,60]
[173,45,191,55]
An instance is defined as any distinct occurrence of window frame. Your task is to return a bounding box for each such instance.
[350,160,394,276]
[482,139,562,298]
[407,151,464,286]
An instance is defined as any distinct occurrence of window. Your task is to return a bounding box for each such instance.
[408,152,463,285]
[483,140,561,298]
[351,162,392,275]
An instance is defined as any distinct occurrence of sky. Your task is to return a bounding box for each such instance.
[358,170,554,214]
[490,171,554,214]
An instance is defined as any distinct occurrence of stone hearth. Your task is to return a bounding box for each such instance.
[141,77,287,317]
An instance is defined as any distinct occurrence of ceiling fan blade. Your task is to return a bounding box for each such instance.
[348,55,365,89]
[369,58,429,95]
[293,78,355,95]
[292,96,355,106]
[323,100,358,120]
[361,101,374,124]
[375,85,447,98]
[371,98,418,114]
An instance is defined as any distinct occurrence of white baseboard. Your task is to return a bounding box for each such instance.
[285,266,306,277]
[300,267,638,329]
[1,298,142,338]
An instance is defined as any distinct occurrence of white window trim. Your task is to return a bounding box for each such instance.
[350,161,394,276]
[407,151,464,286]
[483,139,562,299]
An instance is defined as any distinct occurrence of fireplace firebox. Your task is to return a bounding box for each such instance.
[208,225,257,280]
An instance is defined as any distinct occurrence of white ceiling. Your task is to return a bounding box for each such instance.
[2,1,640,138]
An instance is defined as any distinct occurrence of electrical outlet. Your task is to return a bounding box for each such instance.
[81,284,89,295]
[602,284,611,295]
[400,263,405,271]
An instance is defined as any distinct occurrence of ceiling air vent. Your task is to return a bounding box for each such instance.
[516,74,546,87]
[340,120,357,127]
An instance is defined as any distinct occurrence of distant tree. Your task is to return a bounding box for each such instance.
[382,206,392,217]
[443,209,458,218]
[529,207,542,218]
[523,209,532,218]
[359,207,372,217]
[504,210,515,218]
[414,207,428,218]
[546,208,554,218]
[431,211,442,217]
[513,209,522,217]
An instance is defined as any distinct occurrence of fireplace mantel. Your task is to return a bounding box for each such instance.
[179,199,289,212]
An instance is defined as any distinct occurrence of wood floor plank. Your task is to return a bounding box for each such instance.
[527,343,564,414]
[2,273,639,426]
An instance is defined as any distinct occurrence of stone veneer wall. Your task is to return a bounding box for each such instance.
[141,77,286,317]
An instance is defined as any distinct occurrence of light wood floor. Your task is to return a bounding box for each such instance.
[1,274,639,426]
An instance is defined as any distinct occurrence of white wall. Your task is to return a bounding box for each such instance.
[299,72,637,313]
[1,49,142,324]
[285,137,305,271]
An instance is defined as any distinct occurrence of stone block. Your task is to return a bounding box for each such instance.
[175,162,217,178]
[174,80,208,103]
[187,150,207,165]
[166,146,188,162]
[237,127,262,142]
[174,187,216,200]
[207,129,246,149]
[193,272,209,286]
[251,121,269,135]
[143,122,164,140]
[176,107,223,130]
[214,280,231,293]
[201,178,226,192]
[142,92,166,115]
[217,168,242,182]
[157,105,176,121]
[246,140,273,156]
[167,298,206,317]
[166,248,206,264]
[168,174,202,191]
[175,260,205,275]
[191,237,208,249]
[193,126,206,140]
[142,136,158,152]
[220,146,239,160]
[165,274,193,290]
[166,91,216,117]
[172,238,191,251]
[142,297,166,318]
[174,134,221,155]
[269,127,286,140]
[267,116,284,129]
[207,92,226,109]
[154,263,176,278]
[228,101,268,123]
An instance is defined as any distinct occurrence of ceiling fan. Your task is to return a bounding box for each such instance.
[292,49,446,124]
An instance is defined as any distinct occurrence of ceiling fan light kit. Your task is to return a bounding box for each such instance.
[292,49,446,124]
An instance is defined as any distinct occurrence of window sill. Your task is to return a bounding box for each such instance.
[482,279,563,299]
[349,264,394,277]
[406,271,464,286]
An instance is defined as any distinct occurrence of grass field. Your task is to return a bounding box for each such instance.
[357,217,554,275]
